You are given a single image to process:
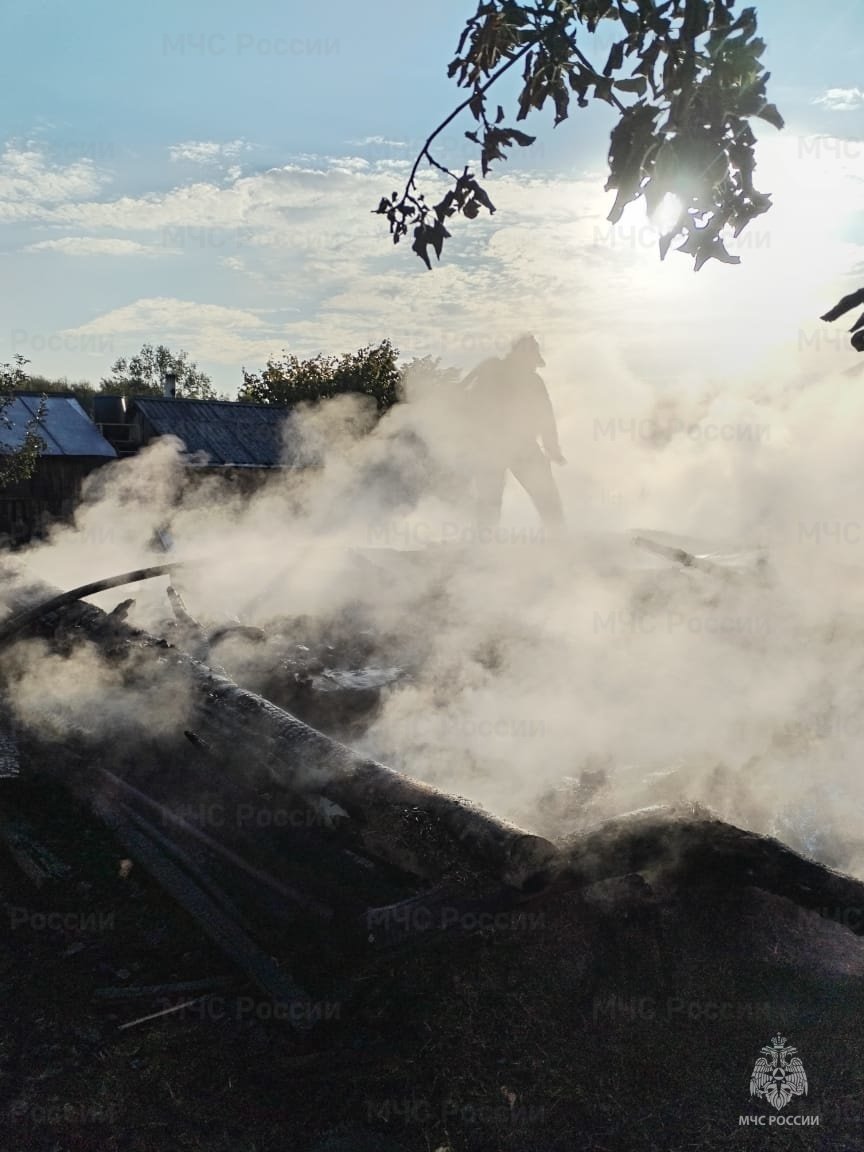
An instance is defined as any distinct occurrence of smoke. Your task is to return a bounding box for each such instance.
[6,344,864,877]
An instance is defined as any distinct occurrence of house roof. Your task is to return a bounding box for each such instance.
[0,394,116,458]
[130,398,295,468]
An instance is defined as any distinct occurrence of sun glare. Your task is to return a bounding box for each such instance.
[650,191,685,236]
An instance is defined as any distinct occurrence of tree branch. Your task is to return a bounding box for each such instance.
[403,42,536,197]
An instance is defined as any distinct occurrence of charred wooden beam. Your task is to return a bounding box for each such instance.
[166,584,210,661]
[90,790,313,1013]
[98,768,335,924]
[0,566,557,891]
[0,563,182,649]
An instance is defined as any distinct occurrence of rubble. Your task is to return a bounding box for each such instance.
[2,557,864,1149]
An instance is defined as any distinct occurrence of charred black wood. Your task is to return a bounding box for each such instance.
[0,568,556,891]
[208,624,266,647]
[90,790,312,1013]
[0,563,182,649]
[98,768,335,924]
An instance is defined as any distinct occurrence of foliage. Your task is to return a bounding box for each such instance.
[100,343,216,399]
[239,340,404,412]
[377,0,782,271]
[0,355,46,487]
[28,374,97,413]
[821,288,864,353]
[399,354,464,392]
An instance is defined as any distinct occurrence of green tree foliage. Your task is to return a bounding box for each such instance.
[100,343,216,399]
[400,354,463,391]
[28,374,96,413]
[377,0,782,271]
[239,340,404,412]
[0,356,45,487]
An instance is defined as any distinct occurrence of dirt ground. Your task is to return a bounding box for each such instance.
[2,776,863,1152]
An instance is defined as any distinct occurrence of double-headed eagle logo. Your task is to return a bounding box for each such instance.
[750,1034,808,1110]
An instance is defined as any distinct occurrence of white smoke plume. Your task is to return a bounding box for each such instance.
[6,335,864,879]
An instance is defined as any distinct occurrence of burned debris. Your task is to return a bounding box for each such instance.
[2,556,864,968]
[3,550,864,1149]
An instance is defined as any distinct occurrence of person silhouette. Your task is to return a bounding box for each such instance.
[461,334,566,533]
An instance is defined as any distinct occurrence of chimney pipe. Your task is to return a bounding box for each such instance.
[163,372,177,399]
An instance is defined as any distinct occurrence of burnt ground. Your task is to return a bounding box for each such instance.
[1,773,864,1152]
[1,589,863,1151]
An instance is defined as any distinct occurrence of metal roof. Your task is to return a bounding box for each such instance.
[131,399,298,468]
[0,394,117,458]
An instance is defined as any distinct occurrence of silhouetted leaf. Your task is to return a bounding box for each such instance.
[594,77,616,104]
[683,0,711,39]
[756,102,784,130]
[428,219,451,259]
[693,237,741,270]
[434,190,456,221]
[470,181,496,213]
[615,76,648,95]
[617,2,640,35]
[821,289,864,323]
[411,226,432,270]
[604,41,625,76]
[729,5,758,38]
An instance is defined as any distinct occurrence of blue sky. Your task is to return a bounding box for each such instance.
[1,0,863,394]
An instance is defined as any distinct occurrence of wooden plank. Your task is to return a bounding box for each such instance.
[99,768,334,924]
[89,792,314,1015]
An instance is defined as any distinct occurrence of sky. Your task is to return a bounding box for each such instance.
[1,0,863,395]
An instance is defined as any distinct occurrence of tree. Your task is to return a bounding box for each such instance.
[400,354,463,391]
[28,374,96,414]
[100,343,216,399]
[239,340,404,412]
[376,0,782,272]
[0,355,45,487]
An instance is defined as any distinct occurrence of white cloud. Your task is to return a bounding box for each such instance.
[168,139,253,165]
[814,88,864,112]
[24,236,168,257]
[5,135,864,387]
[348,136,408,148]
[61,298,280,366]
[69,297,267,336]
[0,144,108,213]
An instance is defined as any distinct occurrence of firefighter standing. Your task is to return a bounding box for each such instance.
[461,334,566,532]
